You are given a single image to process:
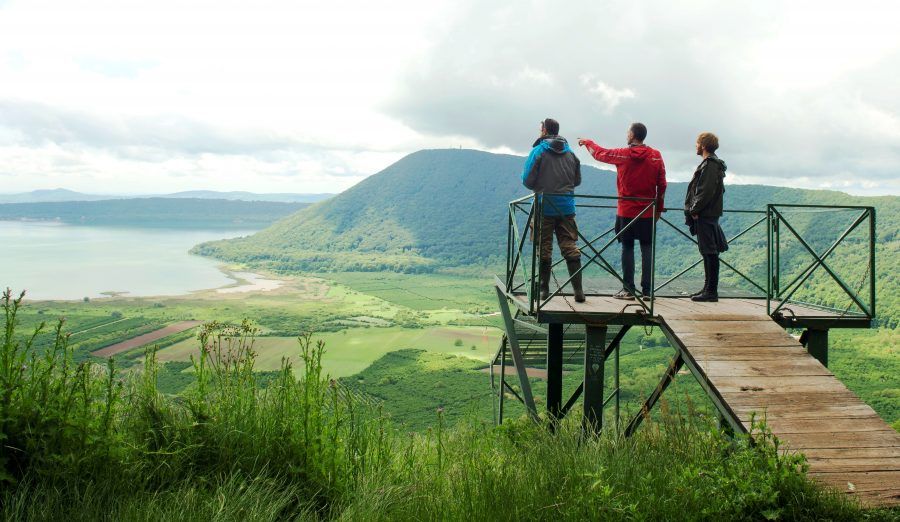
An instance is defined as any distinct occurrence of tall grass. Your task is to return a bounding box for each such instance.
[1,289,891,521]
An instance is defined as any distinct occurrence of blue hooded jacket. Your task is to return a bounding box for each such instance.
[522,136,581,216]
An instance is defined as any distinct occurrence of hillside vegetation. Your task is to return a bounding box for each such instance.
[196,149,899,324]
[4,293,889,521]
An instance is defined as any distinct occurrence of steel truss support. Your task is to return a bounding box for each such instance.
[495,286,538,421]
[624,354,684,437]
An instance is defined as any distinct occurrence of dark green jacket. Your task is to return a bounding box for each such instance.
[685,154,726,217]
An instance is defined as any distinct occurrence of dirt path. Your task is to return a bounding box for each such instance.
[92,320,203,357]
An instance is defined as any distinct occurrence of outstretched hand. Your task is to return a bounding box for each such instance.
[577,138,588,147]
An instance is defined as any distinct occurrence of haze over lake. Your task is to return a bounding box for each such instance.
[1,221,254,300]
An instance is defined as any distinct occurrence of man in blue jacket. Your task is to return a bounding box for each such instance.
[522,118,585,302]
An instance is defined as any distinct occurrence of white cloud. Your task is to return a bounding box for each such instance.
[0,0,899,196]
[580,75,636,114]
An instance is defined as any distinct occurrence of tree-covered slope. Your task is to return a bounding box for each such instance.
[195,149,898,322]
[195,149,601,271]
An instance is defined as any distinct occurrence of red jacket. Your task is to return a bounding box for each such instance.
[582,140,667,218]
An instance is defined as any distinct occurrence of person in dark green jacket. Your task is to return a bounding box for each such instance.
[684,132,728,302]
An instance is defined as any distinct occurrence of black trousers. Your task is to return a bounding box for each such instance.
[622,239,652,294]
[703,253,720,294]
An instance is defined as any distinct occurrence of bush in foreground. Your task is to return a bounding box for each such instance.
[1,290,892,521]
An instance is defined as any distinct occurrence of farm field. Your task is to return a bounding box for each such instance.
[8,270,898,431]
[157,325,501,377]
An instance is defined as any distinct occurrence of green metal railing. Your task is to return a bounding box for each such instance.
[767,204,876,319]
[503,194,876,323]
[505,193,658,316]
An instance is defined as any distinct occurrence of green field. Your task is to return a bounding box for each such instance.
[9,268,899,431]
[157,325,501,377]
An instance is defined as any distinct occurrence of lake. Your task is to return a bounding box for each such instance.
[0,221,255,300]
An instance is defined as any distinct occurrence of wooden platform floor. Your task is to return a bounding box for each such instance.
[658,309,900,507]
[534,295,899,507]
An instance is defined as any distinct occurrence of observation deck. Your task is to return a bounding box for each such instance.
[492,194,898,507]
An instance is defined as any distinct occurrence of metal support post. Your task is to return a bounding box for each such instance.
[614,340,620,433]
[547,323,563,422]
[583,325,607,434]
[498,337,507,424]
[803,328,829,367]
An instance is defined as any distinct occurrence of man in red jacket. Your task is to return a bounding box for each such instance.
[578,123,667,300]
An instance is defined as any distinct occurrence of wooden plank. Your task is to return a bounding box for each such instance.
[720,391,861,407]
[808,471,900,492]
[685,349,811,361]
[698,360,834,378]
[805,457,900,473]
[673,333,801,347]
[756,417,894,434]
[796,447,900,459]
[710,376,848,394]
[775,430,900,449]
[734,405,879,421]
[665,320,787,333]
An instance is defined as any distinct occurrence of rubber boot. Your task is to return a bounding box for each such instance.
[690,255,709,297]
[566,259,586,303]
[539,259,551,300]
[692,255,719,302]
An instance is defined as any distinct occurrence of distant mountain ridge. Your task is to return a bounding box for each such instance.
[0,198,309,229]
[0,189,333,204]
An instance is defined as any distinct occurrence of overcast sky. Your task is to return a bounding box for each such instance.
[1,0,899,195]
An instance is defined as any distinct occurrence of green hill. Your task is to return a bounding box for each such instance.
[195,149,899,323]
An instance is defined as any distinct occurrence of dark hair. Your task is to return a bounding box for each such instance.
[698,132,719,153]
[630,122,647,142]
[542,118,560,135]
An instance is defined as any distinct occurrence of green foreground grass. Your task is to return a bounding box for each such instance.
[3,292,895,521]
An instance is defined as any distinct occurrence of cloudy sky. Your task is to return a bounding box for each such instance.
[1,0,899,196]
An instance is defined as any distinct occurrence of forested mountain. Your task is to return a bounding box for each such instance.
[195,149,898,323]
[0,198,309,229]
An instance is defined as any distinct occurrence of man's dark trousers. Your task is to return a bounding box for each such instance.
[622,238,651,295]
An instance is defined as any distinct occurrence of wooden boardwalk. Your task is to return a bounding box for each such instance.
[530,295,900,507]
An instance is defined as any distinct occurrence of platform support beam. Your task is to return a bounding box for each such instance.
[546,323,564,423]
[802,328,829,368]
[495,287,538,421]
[583,325,607,434]
[625,354,683,437]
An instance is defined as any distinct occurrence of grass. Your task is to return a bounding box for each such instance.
[3,290,892,520]
[156,325,501,378]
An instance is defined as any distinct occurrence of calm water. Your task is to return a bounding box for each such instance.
[0,221,255,300]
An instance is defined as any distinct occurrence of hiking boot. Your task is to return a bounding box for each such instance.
[613,289,635,301]
[691,291,718,302]
[539,259,551,300]
[566,259,586,303]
